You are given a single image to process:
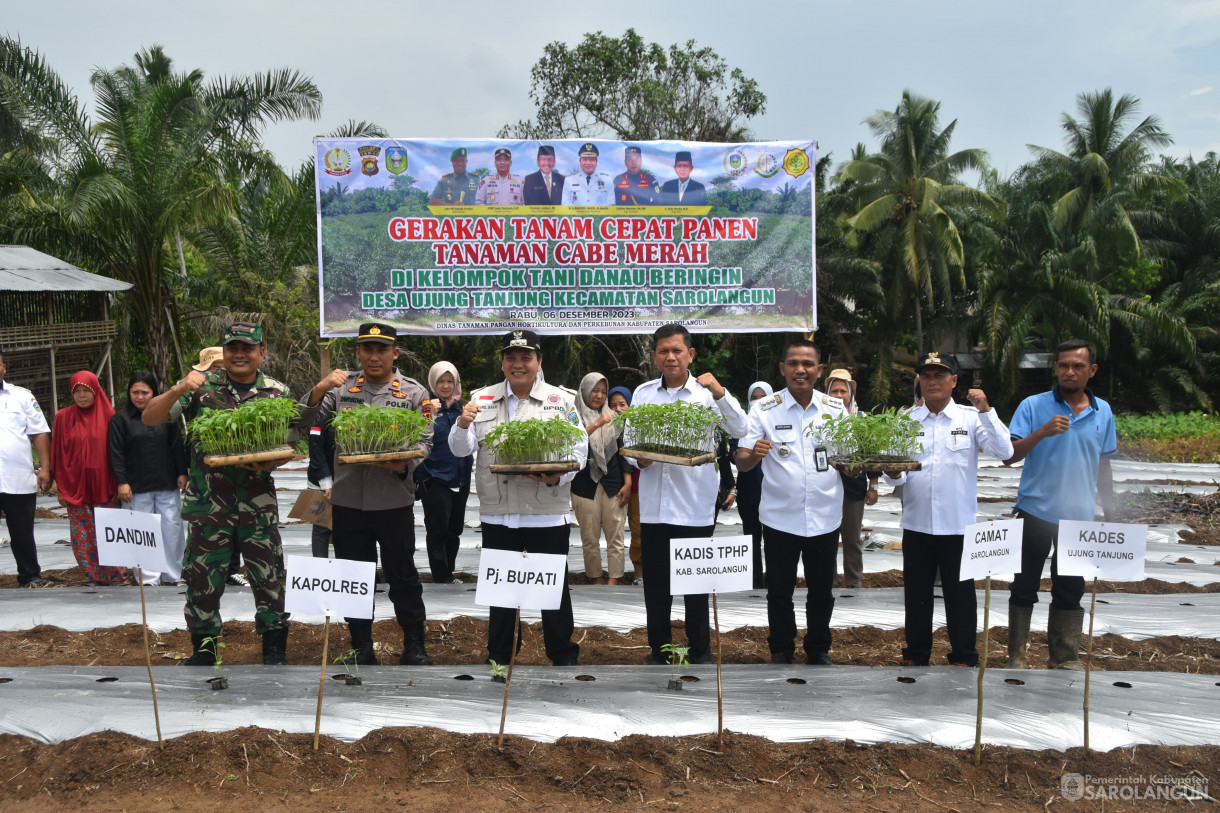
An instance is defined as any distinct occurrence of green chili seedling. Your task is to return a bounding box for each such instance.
[188,398,300,457]
[614,401,722,457]
[332,404,429,455]
[488,659,508,682]
[483,417,584,465]
[661,643,690,680]
[808,408,923,464]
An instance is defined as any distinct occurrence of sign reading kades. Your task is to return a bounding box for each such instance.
[95,507,167,571]
[284,555,376,619]
[959,519,1024,580]
[1056,521,1148,580]
[475,549,567,610]
[670,535,753,595]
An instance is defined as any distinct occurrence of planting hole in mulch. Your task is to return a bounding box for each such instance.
[330,674,351,681]
[1113,681,1133,688]
[786,678,807,685]
[575,674,596,681]
[454,674,475,681]
[897,676,917,684]
[1181,602,1195,606]
[1005,678,1026,685]
[680,675,700,682]
[95,676,118,683]
[0,677,11,683]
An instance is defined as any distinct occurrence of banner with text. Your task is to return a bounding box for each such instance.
[1056,521,1148,580]
[959,519,1024,580]
[670,535,754,595]
[314,137,816,336]
[96,507,167,572]
[475,549,567,610]
[284,555,377,619]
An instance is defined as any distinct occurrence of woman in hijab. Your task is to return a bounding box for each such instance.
[825,368,876,588]
[608,386,643,584]
[51,371,127,585]
[736,380,773,588]
[108,371,188,585]
[414,361,473,584]
[571,373,631,584]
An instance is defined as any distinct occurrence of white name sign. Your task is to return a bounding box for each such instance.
[284,555,376,619]
[95,507,166,571]
[670,535,753,595]
[959,519,1024,580]
[1056,520,1148,580]
[475,549,567,610]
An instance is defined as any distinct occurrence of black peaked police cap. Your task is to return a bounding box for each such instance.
[357,322,397,344]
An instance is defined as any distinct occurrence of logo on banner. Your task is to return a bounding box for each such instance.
[723,147,749,177]
[783,147,811,178]
[385,146,408,175]
[358,145,381,176]
[323,148,352,176]
[755,152,780,178]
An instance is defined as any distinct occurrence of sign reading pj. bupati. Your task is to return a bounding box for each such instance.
[313,138,816,336]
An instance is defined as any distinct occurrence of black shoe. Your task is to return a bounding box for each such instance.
[21,576,50,588]
[689,651,713,665]
[344,620,379,666]
[399,624,433,666]
[551,657,579,667]
[770,651,793,665]
[261,627,289,665]
[807,652,834,666]
[647,656,667,665]
[183,633,218,666]
[226,572,249,587]
[340,646,379,666]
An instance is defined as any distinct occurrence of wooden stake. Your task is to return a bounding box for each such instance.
[137,567,163,749]
[1083,577,1098,752]
[498,607,521,747]
[313,616,330,752]
[713,592,723,752]
[973,575,991,766]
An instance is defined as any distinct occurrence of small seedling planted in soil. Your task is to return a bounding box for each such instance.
[488,659,508,684]
[333,650,363,685]
[662,643,690,691]
[201,637,227,690]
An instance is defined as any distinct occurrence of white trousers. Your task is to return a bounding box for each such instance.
[126,490,185,583]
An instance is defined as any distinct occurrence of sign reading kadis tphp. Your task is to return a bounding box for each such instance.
[1056,521,1148,580]
[95,507,167,572]
[475,549,567,610]
[284,555,376,619]
[670,535,753,595]
[958,519,1024,581]
[313,138,816,336]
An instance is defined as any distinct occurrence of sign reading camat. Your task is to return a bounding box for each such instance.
[670,535,753,595]
[958,519,1024,581]
[476,548,567,610]
[1056,520,1148,580]
[95,507,167,572]
[284,554,376,619]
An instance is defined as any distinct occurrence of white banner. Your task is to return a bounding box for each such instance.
[475,549,567,610]
[959,519,1024,580]
[1056,521,1148,580]
[284,555,376,619]
[671,535,753,595]
[95,507,166,572]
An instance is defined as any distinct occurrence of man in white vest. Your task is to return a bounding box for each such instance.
[449,330,588,666]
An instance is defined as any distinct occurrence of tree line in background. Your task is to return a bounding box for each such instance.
[1,32,1217,417]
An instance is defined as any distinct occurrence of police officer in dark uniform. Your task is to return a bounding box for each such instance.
[613,145,660,206]
[429,147,481,205]
[523,145,565,205]
[301,323,435,665]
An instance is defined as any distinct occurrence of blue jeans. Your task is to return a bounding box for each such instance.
[126,490,185,583]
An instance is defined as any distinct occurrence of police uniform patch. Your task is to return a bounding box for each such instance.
[348,387,362,393]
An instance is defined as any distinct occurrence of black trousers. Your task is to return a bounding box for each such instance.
[901,529,978,666]
[0,492,41,584]
[331,504,424,630]
[481,522,579,665]
[1008,509,1085,611]
[764,525,838,657]
[419,480,470,583]
[737,501,765,589]
[310,523,331,558]
[641,522,713,661]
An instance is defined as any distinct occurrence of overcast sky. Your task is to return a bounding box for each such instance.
[6,0,1218,178]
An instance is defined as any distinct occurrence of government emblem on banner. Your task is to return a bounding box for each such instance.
[323,148,352,176]
[358,145,381,176]
[385,147,408,175]
[783,148,811,178]
[755,152,780,178]
[723,147,748,177]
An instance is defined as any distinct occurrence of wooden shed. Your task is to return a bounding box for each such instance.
[0,245,131,412]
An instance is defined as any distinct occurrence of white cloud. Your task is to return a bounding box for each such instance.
[1190,87,1213,96]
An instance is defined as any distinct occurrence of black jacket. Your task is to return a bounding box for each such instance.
[306,420,337,489]
[108,406,188,494]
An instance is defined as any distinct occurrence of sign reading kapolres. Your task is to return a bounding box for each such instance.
[313,138,816,336]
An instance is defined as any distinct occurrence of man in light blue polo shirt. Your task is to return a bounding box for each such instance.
[1004,339,1116,670]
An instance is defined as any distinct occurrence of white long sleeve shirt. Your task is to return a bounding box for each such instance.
[629,374,748,526]
[883,400,1014,535]
[740,389,846,537]
[0,381,50,494]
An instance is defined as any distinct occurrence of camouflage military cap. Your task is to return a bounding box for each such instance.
[223,322,263,345]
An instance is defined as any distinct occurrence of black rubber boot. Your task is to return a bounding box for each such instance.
[1047,608,1085,670]
[1006,604,1033,669]
[261,626,289,665]
[342,620,379,666]
[183,633,218,666]
[399,623,433,666]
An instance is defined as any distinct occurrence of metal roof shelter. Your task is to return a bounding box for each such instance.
[0,245,131,412]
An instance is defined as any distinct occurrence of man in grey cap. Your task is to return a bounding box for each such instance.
[660,151,707,206]
[523,145,565,205]
[566,143,614,206]
[300,322,435,665]
[475,147,524,206]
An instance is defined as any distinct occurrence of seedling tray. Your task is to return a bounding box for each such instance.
[337,447,427,464]
[620,447,716,467]
[203,446,296,468]
[488,461,581,474]
[830,458,922,476]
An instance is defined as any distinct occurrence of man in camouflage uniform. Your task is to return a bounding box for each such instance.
[429,147,481,205]
[613,145,660,206]
[566,143,614,206]
[474,147,524,206]
[300,323,435,665]
[143,322,299,665]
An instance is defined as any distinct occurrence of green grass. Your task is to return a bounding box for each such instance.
[1115,412,1220,463]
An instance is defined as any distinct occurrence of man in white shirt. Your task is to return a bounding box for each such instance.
[0,348,52,587]
[449,330,588,666]
[737,340,844,665]
[630,324,748,664]
[883,352,1014,667]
